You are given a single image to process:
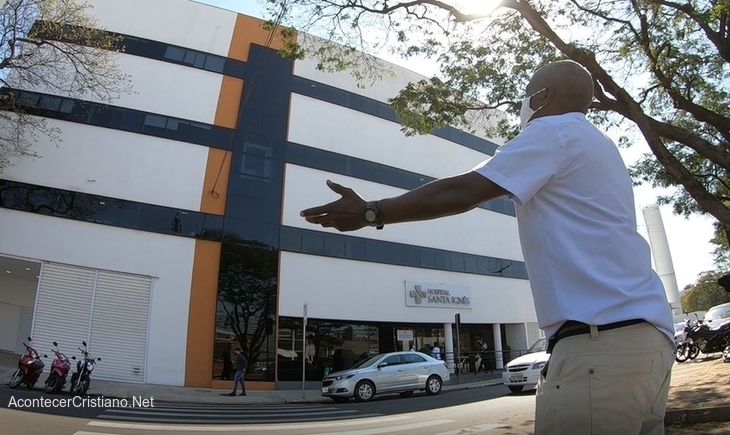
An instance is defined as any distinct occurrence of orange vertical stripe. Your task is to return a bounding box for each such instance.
[200,148,231,215]
[228,13,292,62]
[214,76,244,129]
[185,240,221,388]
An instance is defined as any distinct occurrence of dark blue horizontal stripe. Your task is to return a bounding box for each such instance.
[1,88,234,150]
[291,76,499,156]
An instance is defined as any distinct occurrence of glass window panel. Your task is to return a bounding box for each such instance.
[144,114,167,128]
[404,353,426,364]
[166,118,179,131]
[301,230,324,255]
[323,233,345,257]
[383,355,401,366]
[204,55,225,72]
[449,252,465,272]
[346,237,366,260]
[477,257,491,275]
[464,254,479,273]
[279,226,302,251]
[38,96,62,111]
[420,249,436,268]
[164,46,185,61]
[183,50,196,64]
[58,99,75,114]
[194,53,206,68]
[435,250,450,269]
[401,245,420,267]
[17,92,40,107]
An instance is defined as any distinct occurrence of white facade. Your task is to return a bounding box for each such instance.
[0,0,537,387]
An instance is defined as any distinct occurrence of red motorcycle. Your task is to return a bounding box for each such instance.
[9,337,45,389]
[44,341,71,393]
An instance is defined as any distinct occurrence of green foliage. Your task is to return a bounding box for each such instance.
[267,0,730,243]
[0,0,131,172]
[681,270,730,312]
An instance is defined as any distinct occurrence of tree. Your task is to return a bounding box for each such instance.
[0,0,131,172]
[681,270,730,312]
[264,0,730,235]
[216,237,277,377]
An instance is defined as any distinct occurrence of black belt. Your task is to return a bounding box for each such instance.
[546,319,645,354]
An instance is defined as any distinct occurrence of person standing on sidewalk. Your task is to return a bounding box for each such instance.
[226,348,247,396]
[300,60,675,435]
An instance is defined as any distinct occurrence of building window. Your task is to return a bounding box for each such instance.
[240,142,274,181]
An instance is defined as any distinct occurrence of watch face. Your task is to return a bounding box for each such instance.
[365,209,377,223]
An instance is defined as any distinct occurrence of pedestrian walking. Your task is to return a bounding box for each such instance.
[224,348,247,396]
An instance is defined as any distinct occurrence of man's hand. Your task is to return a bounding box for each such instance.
[300,180,368,232]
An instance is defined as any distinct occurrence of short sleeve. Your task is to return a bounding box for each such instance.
[472,123,563,206]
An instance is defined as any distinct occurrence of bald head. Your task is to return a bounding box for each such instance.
[525,60,594,118]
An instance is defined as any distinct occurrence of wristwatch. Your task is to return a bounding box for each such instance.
[363,201,384,230]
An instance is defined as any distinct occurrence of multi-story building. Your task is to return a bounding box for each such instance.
[0,0,538,390]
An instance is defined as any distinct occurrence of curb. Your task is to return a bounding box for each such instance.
[665,406,730,426]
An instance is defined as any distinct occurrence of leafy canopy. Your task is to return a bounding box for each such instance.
[264,0,730,238]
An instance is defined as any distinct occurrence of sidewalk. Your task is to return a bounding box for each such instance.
[0,352,503,405]
[3,350,729,426]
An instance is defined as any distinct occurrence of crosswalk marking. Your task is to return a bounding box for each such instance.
[103,408,359,417]
[429,423,509,435]
[87,414,414,431]
[334,419,455,435]
[77,419,456,435]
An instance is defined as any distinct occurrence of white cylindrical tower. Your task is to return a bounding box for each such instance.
[642,204,682,315]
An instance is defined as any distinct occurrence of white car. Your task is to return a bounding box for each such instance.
[321,351,450,402]
[704,302,730,328]
[502,338,549,393]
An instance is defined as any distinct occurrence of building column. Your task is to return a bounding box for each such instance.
[443,322,455,374]
[493,323,504,370]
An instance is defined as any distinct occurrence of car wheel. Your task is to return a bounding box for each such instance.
[354,380,375,402]
[399,391,414,397]
[425,375,442,395]
[508,385,524,393]
[331,397,349,403]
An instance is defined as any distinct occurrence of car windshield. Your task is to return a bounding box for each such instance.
[527,338,547,353]
[350,355,382,369]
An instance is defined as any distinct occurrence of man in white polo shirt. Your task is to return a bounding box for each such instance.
[300,60,675,435]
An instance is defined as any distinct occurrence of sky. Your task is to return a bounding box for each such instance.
[197,0,718,290]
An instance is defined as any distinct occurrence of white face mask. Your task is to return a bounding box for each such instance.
[519,88,547,129]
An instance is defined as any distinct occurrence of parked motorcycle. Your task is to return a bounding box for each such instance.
[8,337,45,389]
[675,318,699,362]
[69,341,101,396]
[44,341,71,393]
[675,318,730,363]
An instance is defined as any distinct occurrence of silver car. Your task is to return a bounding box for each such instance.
[321,351,450,402]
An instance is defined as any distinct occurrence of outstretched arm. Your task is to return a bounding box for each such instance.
[300,172,508,232]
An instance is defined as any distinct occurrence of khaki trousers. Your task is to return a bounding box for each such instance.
[535,322,674,435]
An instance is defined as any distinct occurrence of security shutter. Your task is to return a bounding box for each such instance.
[32,263,95,359]
[33,262,152,384]
[89,271,151,383]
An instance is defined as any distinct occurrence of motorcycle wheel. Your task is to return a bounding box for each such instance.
[69,373,78,394]
[675,344,689,363]
[45,374,59,393]
[79,378,90,396]
[8,369,23,389]
[689,344,700,360]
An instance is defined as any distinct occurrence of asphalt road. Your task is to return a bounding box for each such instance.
[0,382,517,423]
